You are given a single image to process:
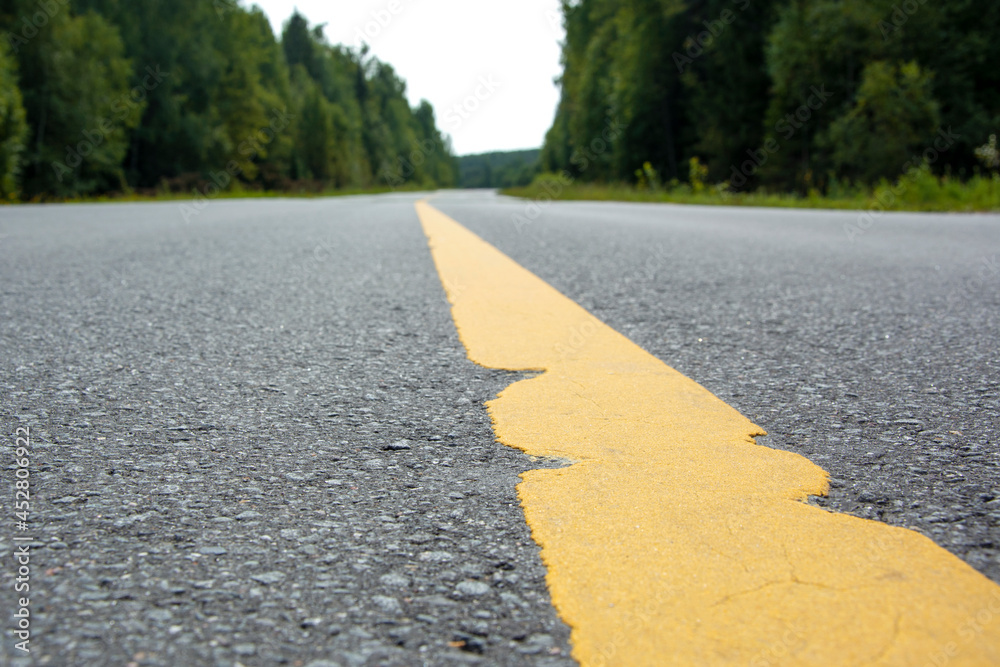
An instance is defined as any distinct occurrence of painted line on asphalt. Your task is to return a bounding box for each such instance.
[415,200,1000,666]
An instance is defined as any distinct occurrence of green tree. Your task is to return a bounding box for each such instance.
[1,0,455,197]
[608,0,689,181]
[682,0,782,183]
[823,61,940,184]
[16,11,140,197]
[886,0,1000,177]
[282,11,323,83]
[291,72,337,182]
[0,40,27,199]
[542,0,998,191]
[211,5,291,181]
[412,100,457,187]
[543,0,697,183]
[69,0,222,187]
[760,0,884,190]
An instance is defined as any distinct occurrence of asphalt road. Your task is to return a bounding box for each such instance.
[1,191,998,666]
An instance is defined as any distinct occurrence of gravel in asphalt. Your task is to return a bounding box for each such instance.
[1,196,574,666]
[3,190,998,666]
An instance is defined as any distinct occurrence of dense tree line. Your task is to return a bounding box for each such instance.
[541,0,1000,192]
[0,0,455,200]
[459,149,540,188]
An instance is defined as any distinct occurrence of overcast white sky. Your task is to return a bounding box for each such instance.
[249,0,564,156]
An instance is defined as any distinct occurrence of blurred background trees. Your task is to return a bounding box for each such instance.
[458,149,540,188]
[0,0,456,199]
[3,0,997,200]
[0,39,27,200]
[542,0,1000,193]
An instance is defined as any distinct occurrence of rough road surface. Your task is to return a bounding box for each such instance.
[1,196,573,666]
[434,191,1000,584]
[1,191,998,666]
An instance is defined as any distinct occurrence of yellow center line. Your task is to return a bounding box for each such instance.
[415,200,1000,666]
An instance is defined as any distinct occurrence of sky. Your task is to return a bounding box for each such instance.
[250,0,565,156]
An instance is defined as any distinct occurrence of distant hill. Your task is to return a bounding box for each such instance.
[458,149,541,189]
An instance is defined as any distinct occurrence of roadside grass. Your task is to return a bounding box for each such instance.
[502,169,1000,213]
[3,184,427,205]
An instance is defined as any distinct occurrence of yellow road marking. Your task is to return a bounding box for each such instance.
[415,201,1000,666]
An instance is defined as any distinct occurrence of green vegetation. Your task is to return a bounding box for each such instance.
[539,0,1000,204]
[0,0,456,202]
[0,40,27,200]
[458,149,540,188]
[40,183,430,206]
[505,167,1000,213]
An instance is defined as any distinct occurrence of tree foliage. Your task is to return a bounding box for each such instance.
[0,1,455,199]
[8,5,139,197]
[823,61,940,185]
[459,149,540,188]
[0,39,27,199]
[543,0,1000,190]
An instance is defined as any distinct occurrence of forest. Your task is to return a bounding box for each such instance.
[458,149,540,188]
[541,0,1000,194]
[0,0,457,201]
